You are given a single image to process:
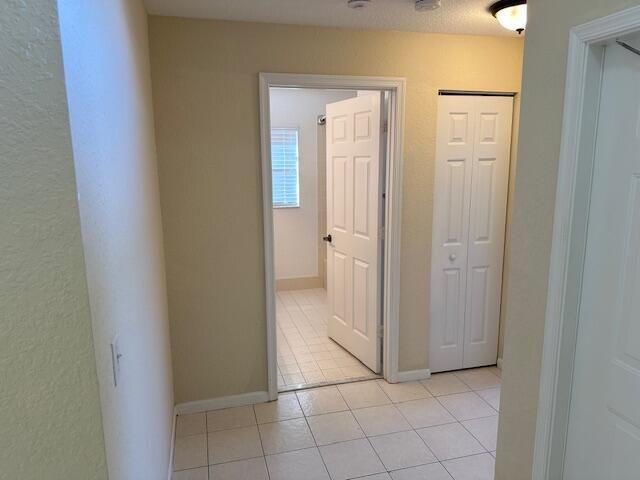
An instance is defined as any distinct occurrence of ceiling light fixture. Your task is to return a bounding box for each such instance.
[347,0,371,9]
[415,0,441,12]
[489,0,527,34]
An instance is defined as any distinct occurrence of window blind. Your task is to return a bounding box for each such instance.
[271,128,300,208]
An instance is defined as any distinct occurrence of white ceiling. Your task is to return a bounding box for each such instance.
[144,0,519,37]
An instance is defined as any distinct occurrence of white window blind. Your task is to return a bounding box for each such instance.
[271,128,300,208]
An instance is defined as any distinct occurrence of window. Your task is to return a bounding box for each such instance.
[271,128,300,208]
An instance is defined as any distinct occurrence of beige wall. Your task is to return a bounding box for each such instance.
[495,1,640,479]
[58,1,174,478]
[0,1,107,478]
[148,17,524,404]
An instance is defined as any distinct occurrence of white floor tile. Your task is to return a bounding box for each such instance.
[173,434,207,471]
[338,381,392,409]
[259,418,316,455]
[437,392,496,421]
[176,413,206,438]
[266,447,330,480]
[441,453,495,480]
[206,405,256,432]
[353,474,392,480]
[352,405,412,437]
[461,415,498,452]
[172,467,208,480]
[416,423,485,461]
[376,380,432,403]
[397,398,456,429]
[420,374,470,397]
[283,373,305,385]
[280,363,302,374]
[322,368,345,381]
[209,457,269,480]
[476,388,500,411]
[306,410,365,445]
[207,426,263,464]
[389,463,454,480]
[296,386,348,416]
[369,430,437,471]
[254,393,303,424]
[454,369,501,391]
[304,370,327,384]
[319,439,386,480]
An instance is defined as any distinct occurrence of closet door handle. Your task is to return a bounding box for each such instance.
[449,253,457,262]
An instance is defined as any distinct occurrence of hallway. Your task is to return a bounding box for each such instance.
[172,367,501,479]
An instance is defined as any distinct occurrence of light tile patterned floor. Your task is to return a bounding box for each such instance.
[172,366,502,480]
[275,288,378,390]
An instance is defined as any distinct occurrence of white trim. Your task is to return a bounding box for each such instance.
[175,391,270,415]
[259,73,406,399]
[533,5,640,480]
[395,369,431,383]
[496,357,503,370]
[167,408,177,480]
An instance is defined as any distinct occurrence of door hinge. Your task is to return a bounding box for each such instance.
[377,324,384,338]
[379,226,385,240]
[382,119,388,133]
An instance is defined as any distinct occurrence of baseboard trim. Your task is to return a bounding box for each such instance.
[175,391,270,415]
[276,276,323,291]
[395,368,431,382]
[496,357,503,370]
[167,407,177,480]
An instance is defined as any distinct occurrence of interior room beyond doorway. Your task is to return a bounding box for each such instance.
[270,87,385,391]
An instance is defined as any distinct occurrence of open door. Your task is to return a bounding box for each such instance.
[325,93,383,373]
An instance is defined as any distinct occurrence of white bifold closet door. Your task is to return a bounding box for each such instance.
[430,95,513,373]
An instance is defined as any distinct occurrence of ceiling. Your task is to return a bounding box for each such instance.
[144,0,519,37]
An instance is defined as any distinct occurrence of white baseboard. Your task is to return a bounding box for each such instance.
[175,390,270,415]
[395,368,431,382]
[167,408,177,480]
[496,357,503,370]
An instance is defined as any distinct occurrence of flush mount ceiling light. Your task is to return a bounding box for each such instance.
[489,0,527,34]
[415,0,441,12]
[347,0,371,9]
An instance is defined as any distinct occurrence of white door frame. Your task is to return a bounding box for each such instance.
[259,73,406,400]
[533,5,640,479]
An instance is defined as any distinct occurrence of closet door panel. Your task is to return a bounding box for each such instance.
[463,96,513,368]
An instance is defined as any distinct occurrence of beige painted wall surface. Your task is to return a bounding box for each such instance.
[57,1,175,478]
[148,17,523,404]
[0,1,107,478]
[495,1,640,479]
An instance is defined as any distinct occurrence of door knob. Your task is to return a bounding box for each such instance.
[449,253,457,261]
[323,234,332,243]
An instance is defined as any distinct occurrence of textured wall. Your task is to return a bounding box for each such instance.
[57,1,174,478]
[495,1,640,478]
[0,1,107,478]
[148,17,524,404]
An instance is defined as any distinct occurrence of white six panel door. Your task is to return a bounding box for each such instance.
[326,93,383,373]
[563,37,640,479]
[430,95,513,372]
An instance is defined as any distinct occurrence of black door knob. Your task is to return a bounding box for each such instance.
[322,234,332,243]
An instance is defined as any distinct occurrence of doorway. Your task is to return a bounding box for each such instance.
[534,6,640,478]
[270,87,386,392]
[259,74,406,399]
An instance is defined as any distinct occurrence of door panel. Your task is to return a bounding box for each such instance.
[564,36,640,479]
[326,93,383,372]
[430,95,513,372]
[463,96,513,368]
[430,96,475,373]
